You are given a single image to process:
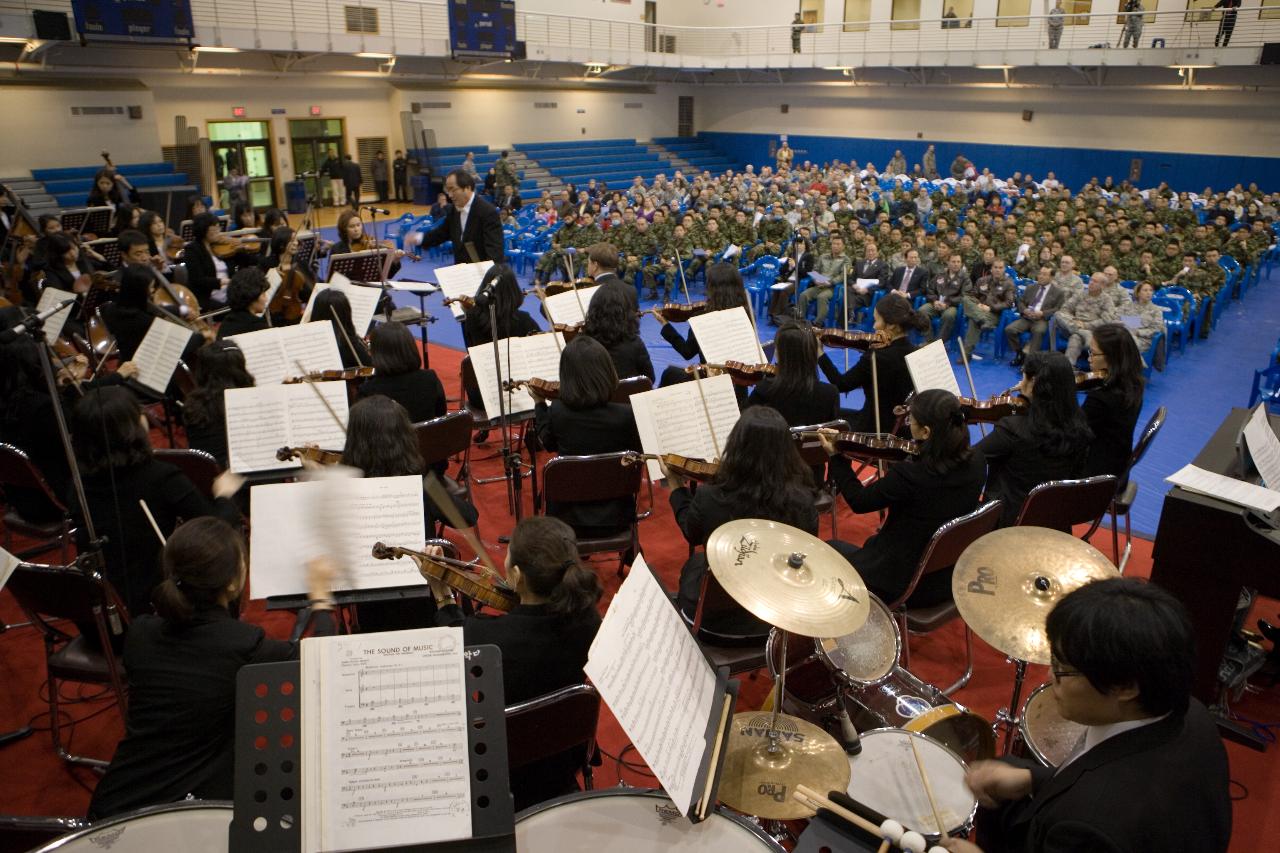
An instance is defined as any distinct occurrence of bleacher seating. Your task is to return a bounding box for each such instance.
[32,162,195,209]
[651,136,740,174]
[410,145,541,196]
[515,139,677,190]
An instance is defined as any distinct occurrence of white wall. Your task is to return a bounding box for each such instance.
[0,86,162,175]
[517,0,646,23]
[694,84,1280,158]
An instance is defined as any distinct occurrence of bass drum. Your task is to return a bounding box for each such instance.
[515,788,784,852]
[30,802,231,852]
[842,668,996,763]
[1018,682,1087,767]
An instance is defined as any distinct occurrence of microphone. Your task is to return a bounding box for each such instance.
[363,205,392,215]
[835,694,863,756]
[3,298,76,339]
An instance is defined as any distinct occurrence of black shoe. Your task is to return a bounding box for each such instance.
[1010,352,1026,367]
[474,429,490,444]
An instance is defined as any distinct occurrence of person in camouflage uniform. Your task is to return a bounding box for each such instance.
[689,218,728,279]
[643,223,695,300]
[920,253,971,345]
[747,204,792,262]
[795,233,850,326]
[616,218,656,290]
[960,259,1016,361]
[493,151,518,192]
[1058,273,1119,364]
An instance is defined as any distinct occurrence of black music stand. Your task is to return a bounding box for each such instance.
[328,249,393,284]
[230,645,515,853]
[293,234,318,273]
[60,206,112,236]
[85,238,121,269]
[179,219,195,242]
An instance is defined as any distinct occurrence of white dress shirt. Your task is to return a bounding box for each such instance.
[1056,713,1168,772]
[457,191,475,235]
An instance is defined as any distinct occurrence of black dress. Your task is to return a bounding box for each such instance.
[817,335,915,433]
[746,377,840,427]
[534,400,642,536]
[358,370,447,425]
[976,415,1089,528]
[827,450,986,606]
[0,388,70,523]
[215,309,268,339]
[1081,383,1142,480]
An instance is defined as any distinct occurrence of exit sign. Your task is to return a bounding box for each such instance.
[232,106,246,117]
[310,105,322,116]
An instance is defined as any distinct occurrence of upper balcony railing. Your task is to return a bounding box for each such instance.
[0,0,1273,70]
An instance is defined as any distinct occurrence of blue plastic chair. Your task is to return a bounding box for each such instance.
[1151,295,1188,354]
[1248,364,1280,412]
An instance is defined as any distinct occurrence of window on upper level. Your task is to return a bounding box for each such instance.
[800,0,824,24]
[996,0,1031,27]
[1263,0,1280,18]
[941,0,975,28]
[1116,0,1159,24]
[843,0,872,32]
[892,0,922,30]
[1063,0,1093,25]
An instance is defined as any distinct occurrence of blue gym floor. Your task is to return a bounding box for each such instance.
[335,227,1280,540]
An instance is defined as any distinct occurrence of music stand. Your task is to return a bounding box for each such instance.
[179,219,195,242]
[293,234,318,274]
[85,238,122,269]
[230,645,515,853]
[60,206,112,236]
[328,249,392,284]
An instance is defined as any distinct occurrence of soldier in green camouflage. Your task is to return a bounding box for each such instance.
[747,204,792,262]
[643,223,695,301]
[534,218,581,285]
[616,218,657,288]
[493,151,518,192]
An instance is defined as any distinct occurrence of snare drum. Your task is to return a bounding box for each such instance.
[515,788,784,852]
[31,802,231,852]
[843,667,996,763]
[847,729,976,840]
[1019,682,1087,767]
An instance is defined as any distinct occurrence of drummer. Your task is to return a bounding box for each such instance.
[940,578,1232,853]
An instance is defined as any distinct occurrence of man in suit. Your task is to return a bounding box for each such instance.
[1003,264,1066,366]
[584,242,638,315]
[941,578,1231,853]
[419,169,505,265]
[341,155,363,210]
[885,248,928,301]
[848,240,888,311]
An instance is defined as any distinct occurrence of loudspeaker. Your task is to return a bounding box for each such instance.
[1261,43,1280,65]
[1022,109,1034,122]
[32,9,71,41]
[781,104,790,114]
[128,105,143,120]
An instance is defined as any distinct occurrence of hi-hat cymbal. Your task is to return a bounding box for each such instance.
[952,527,1119,664]
[718,712,852,820]
[707,519,869,637]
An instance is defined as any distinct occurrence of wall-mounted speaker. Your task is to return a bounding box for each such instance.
[129,105,143,120]
[781,104,790,114]
[1261,43,1280,65]
[32,10,71,41]
[1022,110,1034,122]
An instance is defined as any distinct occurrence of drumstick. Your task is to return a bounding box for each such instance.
[793,785,925,851]
[908,735,947,838]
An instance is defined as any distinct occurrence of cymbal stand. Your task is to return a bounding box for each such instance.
[994,657,1029,755]
[0,616,32,748]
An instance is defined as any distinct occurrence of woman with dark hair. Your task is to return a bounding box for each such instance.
[358,321,446,425]
[257,208,287,249]
[426,515,601,809]
[310,288,371,368]
[532,335,642,538]
[819,292,926,433]
[87,168,140,209]
[184,340,255,467]
[820,389,985,606]
[259,226,315,326]
[184,212,231,308]
[185,195,208,220]
[976,350,1093,527]
[39,232,90,294]
[68,387,242,617]
[747,319,839,427]
[87,517,336,819]
[583,284,653,381]
[462,263,540,348]
[100,265,205,365]
[652,261,753,394]
[111,203,141,238]
[668,406,819,642]
[215,267,269,338]
[1081,322,1144,479]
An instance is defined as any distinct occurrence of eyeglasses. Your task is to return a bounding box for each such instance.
[1050,660,1082,681]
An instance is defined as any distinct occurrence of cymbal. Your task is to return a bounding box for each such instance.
[718,712,852,820]
[707,519,870,637]
[952,527,1119,664]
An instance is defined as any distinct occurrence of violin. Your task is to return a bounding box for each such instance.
[621,451,720,483]
[371,542,518,612]
[817,328,889,351]
[269,262,313,324]
[551,322,582,342]
[349,233,421,263]
[656,301,708,323]
[957,389,1027,423]
[283,366,375,384]
[275,445,344,465]
[211,229,268,259]
[502,377,560,399]
[688,361,777,387]
[802,430,920,462]
[1075,370,1109,391]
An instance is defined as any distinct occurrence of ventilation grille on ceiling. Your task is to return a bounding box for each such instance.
[344,6,379,34]
[534,102,558,109]
[624,102,643,109]
[416,102,452,110]
[70,105,124,116]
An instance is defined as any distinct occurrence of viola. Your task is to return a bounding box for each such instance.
[283,366,375,384]
[621,451,720,483]
[1075,370,1109,391]
[502,377,560,399]
[957,390,1027,423]
[690,361,777,387]
[211,230,267,259]
[817,328,889,351]
[275,445,344,465]
[803,430,920,462]
[551,322,582,342]
[656,301,708,323]
[371,542,518,612]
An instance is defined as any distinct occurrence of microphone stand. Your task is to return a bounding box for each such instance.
[363,205,395,323]
[486,297,523,521]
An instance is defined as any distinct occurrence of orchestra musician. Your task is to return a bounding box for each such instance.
[820,389,986,607]
[667,406,819,643]
[260,226,315,326]
[746,319,839,427]
[652,261,751,391]
[183,340,255,469]
[332,209,402,280]
[139,211,181,276]
[215,268,270,338]
[309,288,371,368]
[975,351,1092,528]
[461,263,541,349]
[110,203,141,238]
[424,515,602,809]
[183,213,232,309]
[86,518,336,820]
[357,321,447,425]
[100,265,204,366]
[86,168,140,209]
[1081,322,1144,480]
[941,578,1231,853]
[581,281,654,382]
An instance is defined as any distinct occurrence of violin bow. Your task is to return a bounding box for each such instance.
[870,349,886,480]
[689,363,722,461]
[954,338,988,437]
[676,248,692,304]
[292,359,348,435]
[422,472,505,583]
[842,263,850,371]
[327,310,368,369]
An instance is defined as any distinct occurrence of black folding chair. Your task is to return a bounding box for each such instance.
[506,683,601,793]
[0,443,76,562]
[541,452,649,574]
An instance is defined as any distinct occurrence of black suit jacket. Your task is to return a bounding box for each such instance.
[887,265,928,298]
[854,258,888,289]
[746,377,840,428]
[976,415,1089,527]
[1082,383,1142,480]
[817,335,915,433]
[421,193,505,265]
[215,309,268,339]
[358,369,447,425]
[999,700,1231,853]
[591,271,639,315]
[604,334,654,382]
[183,242,220,308]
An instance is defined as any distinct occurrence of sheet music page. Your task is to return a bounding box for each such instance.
[855,277,880,292]
[688,307,766,365]
[285,381,351,450]
[467,333,563,417]
[630,374,740,481]
[301,272,349,324]
[36,286,77,344]
[301,627,470,853]
[585,557,718,816]
[905,339,963,397]
[302,276,380,335]
[1243,405,1280,491]
[131,316,191,394]
[225,386,293,474]
[0,545,17,593]
[435,261,494,319]
[1166,464,1280,514]
[285,322,345,380]
[249,475,427,599]
[518,331,566,385]
[542,285,599,327]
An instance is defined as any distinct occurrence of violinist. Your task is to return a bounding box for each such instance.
[582,281,653,382]
[357,320,447,425]
[1081,323,1144,480]
[425,516,602,809]
[110,203,141,238]
[257,208,288,251]
[139,211,180,274]
[310,288,371,368]
[461,263,541,348]
[333,209,402,280]
[975,351,1092,528]
[652,261,751,392]
[215,267,270,338]
[100,264,204,367]
[86,168,140,209]
[532,335,642,540]
[260,226,315,326]
[818,292,927,433]
[184,213,232,309]
[820,389,985,607]
[668,406,819,643]
[183,340,254,468]
[746,319,839,427]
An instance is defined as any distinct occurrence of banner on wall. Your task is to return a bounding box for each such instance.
[71,0,194,44]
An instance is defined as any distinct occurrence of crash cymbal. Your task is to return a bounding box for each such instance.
[952,527,1119,664]
[707,519,870,637]
[718,712,852,820]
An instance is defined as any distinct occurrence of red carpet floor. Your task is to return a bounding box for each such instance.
[2,341,1278,851]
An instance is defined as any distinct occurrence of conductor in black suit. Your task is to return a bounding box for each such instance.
[419,169,505,265]
[941,578,1232,853]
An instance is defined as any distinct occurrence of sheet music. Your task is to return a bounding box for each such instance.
[227,322,343,386]
[1166,464,1280,515]
[585,557,718,815]
[1243,405,1280,491]
[35,286,76,344]
[630,374,740,481]
[0,545,17,593]
[301,627,470,853]
[855,277,880,293]
[1119,314,1143,330]
[542,285,599,327]
[224,382,349,474]
[467,332,564,417]
[250,474,427,598]
[435,261,494,319]
[687,307,766,365]
[905,339,963,397]
[303,275,382,335]
[131,316,191,394]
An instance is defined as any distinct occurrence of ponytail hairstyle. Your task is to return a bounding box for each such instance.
[508,516,601,619]
[910,389,972,476]
[875,292,930,335]
[153,517,246,629]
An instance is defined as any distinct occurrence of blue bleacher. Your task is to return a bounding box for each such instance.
[652,135,740,173]
[31,161,193,208]
[513,139,684,191]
